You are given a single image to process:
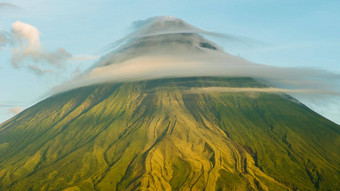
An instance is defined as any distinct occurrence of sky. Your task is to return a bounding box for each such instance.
[0,0,340,124]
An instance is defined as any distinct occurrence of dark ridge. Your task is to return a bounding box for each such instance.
[199,42,217,50]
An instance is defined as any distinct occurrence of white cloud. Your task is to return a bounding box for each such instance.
[12,21,40,49]
[186,87,340,95]
[9,21,72,69]
[52,17,340,98]
[52,49,340,97]
[0,3,22,13]
[0,21,97,76]
[71,54,99,61]
[27,65,55,76]
[0,27,10,47]
[0,3,21,9]
[8,106,23,115]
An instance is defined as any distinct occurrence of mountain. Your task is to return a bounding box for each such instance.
[1,17,340,190]
[0,77,339,190]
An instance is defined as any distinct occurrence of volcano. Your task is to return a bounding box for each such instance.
[0,17,339,191]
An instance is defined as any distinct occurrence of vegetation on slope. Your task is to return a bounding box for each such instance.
[0,77,339,190]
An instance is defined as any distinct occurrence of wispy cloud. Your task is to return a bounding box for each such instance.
[0,103,16,108]
[71,54,99,61]
[106,16,262,52]
[47,17,340,100]
[27,65,55,76]
[10,21,72,68]
[7,106,23,115]
[53,49,340,96]
[186,87,340,95]
[243,41,340,54]
[0,21,97,76]
[0,3,21,8]
[0,3,24,18]
[0,21,71,74]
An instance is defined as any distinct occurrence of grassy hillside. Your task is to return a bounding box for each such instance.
[0,77,339,190]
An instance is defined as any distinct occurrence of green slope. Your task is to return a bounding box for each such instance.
[0,77,339,190]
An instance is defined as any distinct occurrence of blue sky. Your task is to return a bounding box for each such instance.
[1,0,340,124]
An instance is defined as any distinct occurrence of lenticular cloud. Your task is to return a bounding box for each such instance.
[52,16,340,96]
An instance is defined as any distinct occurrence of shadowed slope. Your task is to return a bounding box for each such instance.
[0,77,339,190]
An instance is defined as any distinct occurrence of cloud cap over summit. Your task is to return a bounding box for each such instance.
[52,17,340,97]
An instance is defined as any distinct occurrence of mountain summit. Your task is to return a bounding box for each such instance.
[54,17,260,93]
[95,16,223,68]
[0,17,340,191]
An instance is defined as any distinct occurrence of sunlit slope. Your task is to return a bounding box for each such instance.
[0,77,339,190]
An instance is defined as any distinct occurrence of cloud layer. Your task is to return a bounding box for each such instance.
[51,17,340,98]
[186,87,340,95]
[43,17,340,101]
